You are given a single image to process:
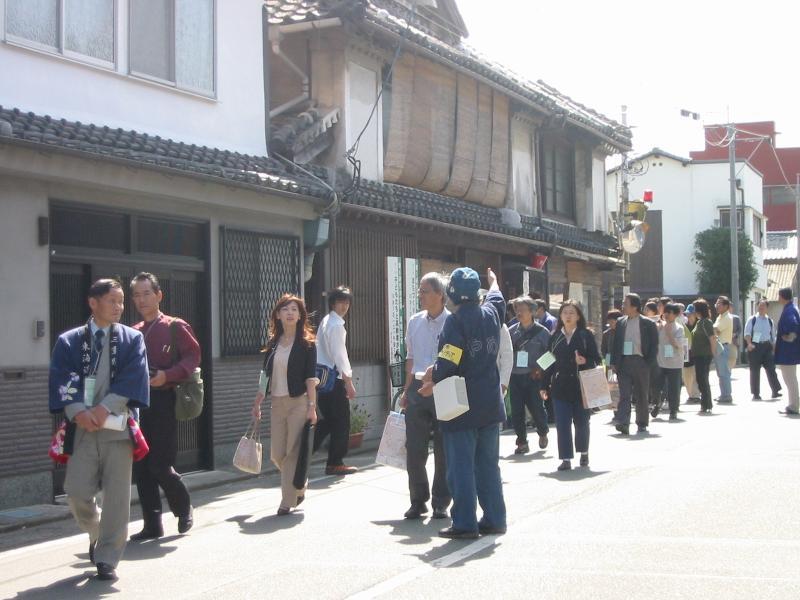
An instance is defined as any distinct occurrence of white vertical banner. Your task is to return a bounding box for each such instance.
[522,270,530,296]
[386,257,404,367]
[404,258,420,324]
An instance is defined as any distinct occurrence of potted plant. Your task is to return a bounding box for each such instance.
[348,404,370,449]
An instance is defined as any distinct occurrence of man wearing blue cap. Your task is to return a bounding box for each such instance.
[420,267,507,539]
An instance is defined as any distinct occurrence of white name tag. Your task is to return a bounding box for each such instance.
[84,376,96,407]
[663,345,674,358]
[536,351,556,370]
[516,351,529,368]
[623,341,634,356]
[258,369,269,395]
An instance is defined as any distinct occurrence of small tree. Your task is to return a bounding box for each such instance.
[693,227,758,298]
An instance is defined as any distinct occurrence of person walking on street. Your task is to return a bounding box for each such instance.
[775,287,800,415]
[252,295,318,515]
[681,305,702,404]
[508,296,551,454]
[601,309,622,365]
[314,286,358,474]
[691,299,717,414]
[540,300,601,471]
[653,303,686,421]
[729,311,742,371]
[534,299,557,333]
[610,293,659,435]
[398,273,451,520]
[744,299,782,401]
[420,268,507,539]
[130,273,201,541]
[713,296,734,403]
[48,279,150,581]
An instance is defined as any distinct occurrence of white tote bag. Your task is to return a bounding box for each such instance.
[433,376,470,421]
[233,417,263,474]
[375,411,407,469]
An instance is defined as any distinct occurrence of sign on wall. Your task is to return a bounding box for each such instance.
[386,256,420,408]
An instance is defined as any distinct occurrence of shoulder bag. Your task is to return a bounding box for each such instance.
[170,319,205,421]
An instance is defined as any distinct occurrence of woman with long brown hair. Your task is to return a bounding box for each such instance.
[252,294,318,515]
[540,300,602,471]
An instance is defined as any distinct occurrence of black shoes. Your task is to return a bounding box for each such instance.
[439,526,479,539]
[130,527,163,541]
[650,404,660,419]
[579,453,589,467]
[538,434,549,449]
[781,406,800,415]
[514,442,529,455]
[478,523,507,535]
[637,425,648,434]
[615,423,629,435]
[96,562,117,581]
[669,413,678,421]
[752,396,762,401]
[557,460,571,471]
[178,506,193,534]
[404,503,428,519]
[277,506,291,516]
[431,507,449,519]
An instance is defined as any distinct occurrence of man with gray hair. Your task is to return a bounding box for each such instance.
[399,272,451,520]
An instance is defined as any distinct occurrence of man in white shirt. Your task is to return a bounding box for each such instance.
[744,299,782,400]
[313,286,358,475]
[399,273,451,519]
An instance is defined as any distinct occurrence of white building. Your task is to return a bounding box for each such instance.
[606,148,768,314]
[0,0,328,509]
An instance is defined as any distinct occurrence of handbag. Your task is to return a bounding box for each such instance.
[292,420,315,490]
[578,366,614,410]
[233,417,263,474]
[375,412,407,469]
[127,417,150,462]
[169,320,204,421]
[315,364,339,394]
[48,421,76,464]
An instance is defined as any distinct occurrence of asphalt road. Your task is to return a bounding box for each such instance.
[1,367,799,599]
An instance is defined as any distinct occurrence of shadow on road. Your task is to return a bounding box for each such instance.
[14,572,120,599]
[123,535,181,561]
[415,537,498,567]
[501,450,548,462]
[540,469,609,482]
[226,512,305,534]
[371,518,440,545]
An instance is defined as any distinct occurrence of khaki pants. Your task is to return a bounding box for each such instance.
[64,432,133,568]
[270,395,309,508]
[778,365,800,411]
[727,345,739,371]
[682,366,700,399]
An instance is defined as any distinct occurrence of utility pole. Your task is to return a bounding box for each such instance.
[728,125,740,316]
[619,105,631,297]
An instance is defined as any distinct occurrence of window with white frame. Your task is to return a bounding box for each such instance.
[129,0,215,96]
[752,214,763,247]
[5,0,115,67]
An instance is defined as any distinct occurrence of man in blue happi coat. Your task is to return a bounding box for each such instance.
[49,278,150,581]
[420,267,507,539]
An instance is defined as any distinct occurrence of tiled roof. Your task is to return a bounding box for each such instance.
[344,179,620,257]
[265,1,632,149]
[269,105,340,164]
[0,106,330,200]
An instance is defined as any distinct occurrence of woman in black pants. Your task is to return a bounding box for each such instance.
[541,300,602,471]
[690,299,717,414]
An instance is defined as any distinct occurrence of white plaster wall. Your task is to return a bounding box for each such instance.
[509,118,534,215]
[591,154,607,232]
[345,53,383,181]
[0,0,267,156]
[0,178,50,366]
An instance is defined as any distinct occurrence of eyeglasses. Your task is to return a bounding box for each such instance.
[418,288,434,295]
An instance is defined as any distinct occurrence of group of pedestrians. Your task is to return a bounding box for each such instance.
[48,271,800,581]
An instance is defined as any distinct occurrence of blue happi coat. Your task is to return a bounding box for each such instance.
[49,323,150,415]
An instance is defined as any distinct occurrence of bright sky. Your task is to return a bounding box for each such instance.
[457,0,800,159]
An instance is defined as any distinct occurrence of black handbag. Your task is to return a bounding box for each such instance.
[293,420,315,490]
[169,320,204,421]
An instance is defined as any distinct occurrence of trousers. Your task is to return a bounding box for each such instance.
[778,364,800,411]
[694,355,713,411]
[443,424,506,533]
[405,381,450,509]
[617,355,651,427]
[271,394,309,508]
[747,343,781,397]
[65,432,133,568]
[715,344,732,400]
[553,396,590,460]
[133,388,191,526]
[508,373,549,443]
[313,379,350,466]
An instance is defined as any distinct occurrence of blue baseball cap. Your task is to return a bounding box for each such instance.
[685,304,695,314]
[447,267,481,305]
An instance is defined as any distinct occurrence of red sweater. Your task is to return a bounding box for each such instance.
[133,313,201,384]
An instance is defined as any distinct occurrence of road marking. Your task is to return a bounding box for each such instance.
[346,535,502,600]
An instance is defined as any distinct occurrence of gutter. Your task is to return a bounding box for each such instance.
[0,136,330,209]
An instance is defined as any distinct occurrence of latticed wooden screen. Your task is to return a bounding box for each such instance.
[221,228,300,356]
